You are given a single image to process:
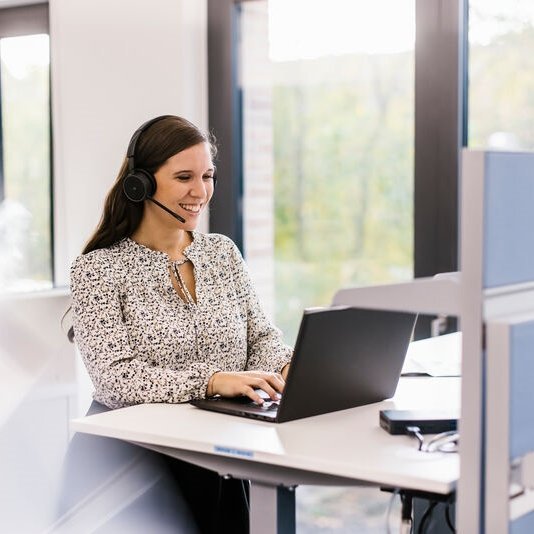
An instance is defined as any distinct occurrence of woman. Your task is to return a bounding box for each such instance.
[68,115,292,533]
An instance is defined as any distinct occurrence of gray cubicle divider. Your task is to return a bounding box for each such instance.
[483,152,534,288]
[458,150,534,534]
[465,150,534,534]
[487,316,534,534]
[332,149,534,533]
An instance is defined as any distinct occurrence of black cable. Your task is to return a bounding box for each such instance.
[418,501,438,534]
[445,502,456,532]
[241,479,250,512]
[400,491,413,533]
[401,492,412,520]
[213,475,223,531]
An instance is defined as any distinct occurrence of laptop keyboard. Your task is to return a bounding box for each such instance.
[260,401,279,411]
[211,396,280,411]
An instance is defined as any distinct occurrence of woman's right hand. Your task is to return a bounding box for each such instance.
[207,371,285,405]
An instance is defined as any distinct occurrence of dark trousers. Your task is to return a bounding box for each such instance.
[56,401,249,534]
[164,455,249,534]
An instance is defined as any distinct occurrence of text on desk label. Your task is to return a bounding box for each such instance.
[214,445,254,458]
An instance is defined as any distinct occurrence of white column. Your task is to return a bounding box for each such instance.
[49,0,208,285]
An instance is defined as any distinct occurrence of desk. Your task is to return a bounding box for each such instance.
[71,377,459,533]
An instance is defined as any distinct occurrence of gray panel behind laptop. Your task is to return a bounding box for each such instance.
[276,307,417,423]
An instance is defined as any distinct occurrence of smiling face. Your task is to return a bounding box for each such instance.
[150,142,215,231]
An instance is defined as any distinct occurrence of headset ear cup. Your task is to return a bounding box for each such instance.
[123,169,156,202]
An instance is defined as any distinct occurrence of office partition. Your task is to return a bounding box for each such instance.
[333,149,534,533]
[467,151,534,534]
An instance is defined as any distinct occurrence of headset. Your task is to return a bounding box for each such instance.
[122,115,216,223]
[123,115,173,204]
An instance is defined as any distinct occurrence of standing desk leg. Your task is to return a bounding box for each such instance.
[249,481,295,534]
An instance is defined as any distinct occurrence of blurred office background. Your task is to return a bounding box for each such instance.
[1,0,533,531]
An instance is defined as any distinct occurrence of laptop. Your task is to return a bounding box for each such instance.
[190,306,417,423]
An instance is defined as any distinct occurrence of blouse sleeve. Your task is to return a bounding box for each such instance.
[226,240,293,373]
[70,252,221,409]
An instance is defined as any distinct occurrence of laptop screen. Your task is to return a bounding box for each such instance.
[192,306,416,423]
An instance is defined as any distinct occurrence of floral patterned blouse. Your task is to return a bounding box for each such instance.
[70,232,293,409]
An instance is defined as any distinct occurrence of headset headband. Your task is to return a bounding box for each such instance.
[126,115,173,172]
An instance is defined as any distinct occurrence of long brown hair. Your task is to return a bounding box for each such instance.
[66,115,216,341]
[83,115,217,254]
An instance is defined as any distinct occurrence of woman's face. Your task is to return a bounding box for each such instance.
[152,142,215,230]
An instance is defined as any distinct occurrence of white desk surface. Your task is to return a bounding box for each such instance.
[71,377,459,495]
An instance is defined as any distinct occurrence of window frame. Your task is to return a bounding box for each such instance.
[207,0,467,287]
[0,2,54,286]
[207,0,244,252]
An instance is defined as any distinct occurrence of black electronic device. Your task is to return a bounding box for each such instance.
[379,409,458,435]
[191,306,417,423]
[122,115,186,223]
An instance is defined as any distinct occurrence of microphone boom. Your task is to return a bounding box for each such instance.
[147,197,186,223]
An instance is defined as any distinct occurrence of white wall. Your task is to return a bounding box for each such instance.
[2,7,208,528]
[49,0,208,285]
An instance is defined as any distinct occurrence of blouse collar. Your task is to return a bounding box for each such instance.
[123,231,202,263]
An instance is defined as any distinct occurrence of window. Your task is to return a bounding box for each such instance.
[0,4,51,292]
[240,0,415,343]
[208,0,463,529]
[469,1,534,150]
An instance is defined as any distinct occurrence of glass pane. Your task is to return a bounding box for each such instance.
[241,0,415,344]
[469,1,534,149]
[0,34,52,292]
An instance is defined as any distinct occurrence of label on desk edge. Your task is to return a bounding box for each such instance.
[214,445,254,458]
